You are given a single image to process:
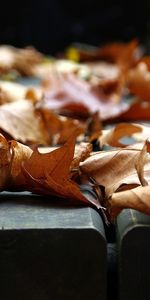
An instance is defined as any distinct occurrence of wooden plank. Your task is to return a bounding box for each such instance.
[0,192,106,300]
[116,209,150,300]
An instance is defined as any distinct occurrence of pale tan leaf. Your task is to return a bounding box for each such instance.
[0,99,49,144]
[0,81,27,103]
[80,147,150,197]
[99,123,142,147]
[134,140,150,186]
[9,140,32,179]
[109,184,150,219]
[71,142,92,169]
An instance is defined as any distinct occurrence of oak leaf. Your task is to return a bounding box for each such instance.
[79,146,150,198]
[20,133,89,204]
[134,140,150,187]
[0,133,91,205]
[109,184,150,219]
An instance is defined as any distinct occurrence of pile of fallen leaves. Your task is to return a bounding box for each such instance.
[1,41,150,222]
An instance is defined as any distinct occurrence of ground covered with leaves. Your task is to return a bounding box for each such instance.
[1,41,150,222]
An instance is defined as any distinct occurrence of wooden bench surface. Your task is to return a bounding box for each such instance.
[0,191,106,300]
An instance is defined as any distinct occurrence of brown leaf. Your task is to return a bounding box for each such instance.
[99,123,142,147]
[134,140,150,186]
[71,142,92,169]
[22,133,89,204]
[39,107,86,145]
[96,39,139,67]
[110,99,150,122]
[0,133,92,206]
[0,45,43,76]
[8,140,33,180]
[0,81,27,103]
[43,70,128,121]
[85,111,102,142]
[38,142,93,170]
[80,146,150,198]
[127,63,150,101]
[0,99,49,145]
[0,135,32,190]
[0,134,12,189]
[132,124,150,143]
[109,184,150,219]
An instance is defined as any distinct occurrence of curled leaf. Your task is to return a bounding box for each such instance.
[0,99,49,145]
[127,63,150,101]
[99,123,142,147]
[80,146,150,198]
[109,184,150,219]
[134,140,150,186]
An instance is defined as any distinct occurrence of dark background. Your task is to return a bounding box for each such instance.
[1,0,150,55]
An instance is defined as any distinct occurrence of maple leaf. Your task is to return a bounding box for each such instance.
[0,133,92,206]
[21,133,89,204]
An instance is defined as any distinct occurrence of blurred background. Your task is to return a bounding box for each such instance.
[1,0,150,54]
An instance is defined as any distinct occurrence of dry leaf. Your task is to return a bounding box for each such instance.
[99,123,142,147]
[127,62,150,101]
[0,133,92,206]
[0,45,43,76]
[134,140,150,186]
[0,134,12,189]
[71,142,92,169]
[109,184,150,219]
[0,99,49,145]
[96,40,139,67]
[85,111,102,142]
[80,146,150,198]
[109,98,150,122]
[39,107,86,145]
[0,81,27,103]
[43,70,128,120]
[132,123,150,142]
[20,133,89,204]
[0,81,43,105]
